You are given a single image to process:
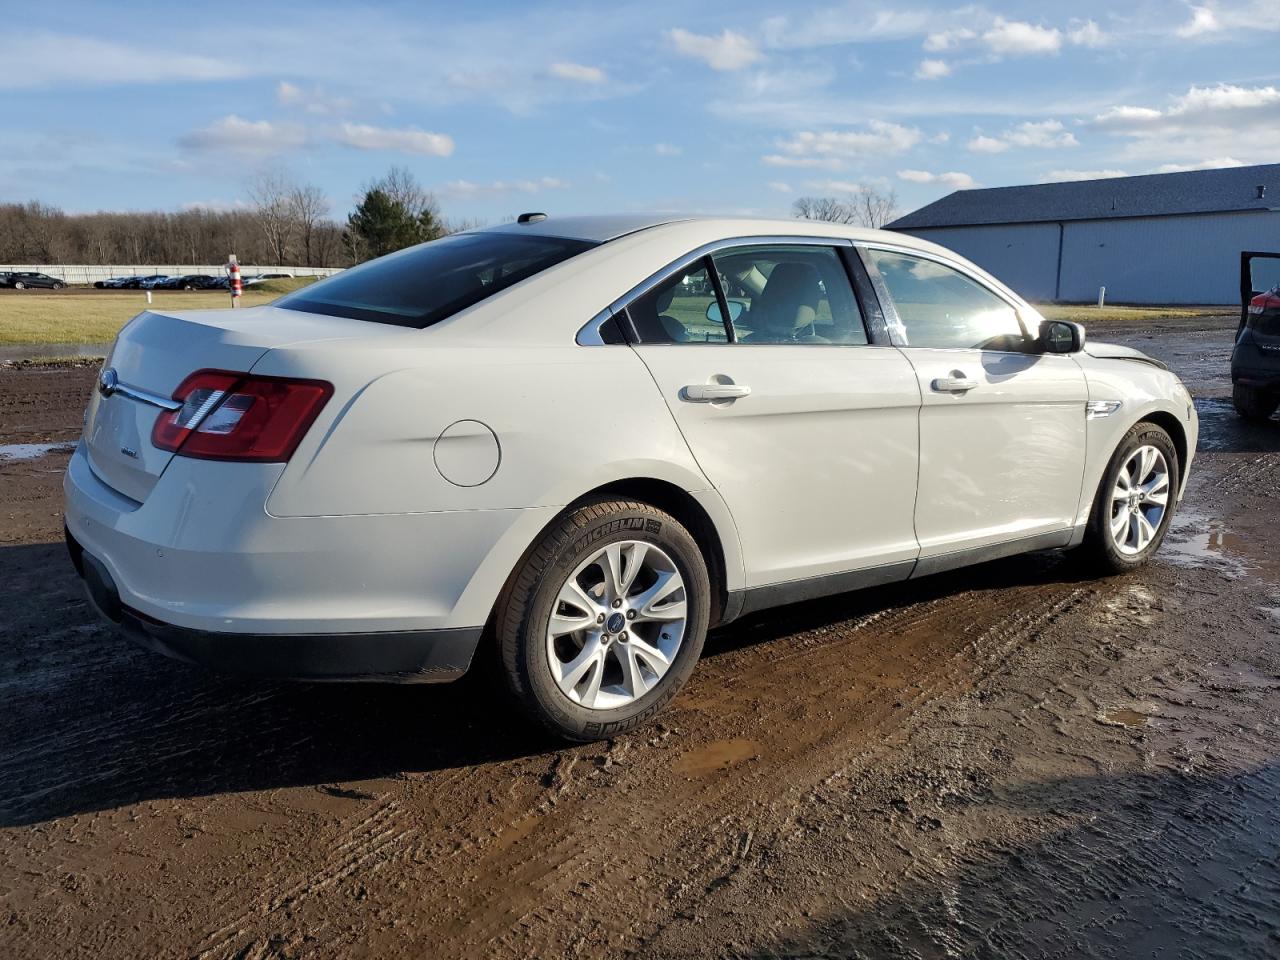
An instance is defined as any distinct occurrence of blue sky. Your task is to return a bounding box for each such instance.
[3,0,1278,223]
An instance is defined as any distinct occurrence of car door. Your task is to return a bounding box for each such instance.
[859,245,1087,571]
[625,239,922,593]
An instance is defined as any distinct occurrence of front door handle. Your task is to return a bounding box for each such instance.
[932,371,978,393]
[681,382,751,402]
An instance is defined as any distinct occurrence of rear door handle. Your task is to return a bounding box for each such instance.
[931,372,978,393]
[680,383,751,402]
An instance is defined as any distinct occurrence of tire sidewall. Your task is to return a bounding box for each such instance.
[519,507,709,740]
[1091,423,1179,570]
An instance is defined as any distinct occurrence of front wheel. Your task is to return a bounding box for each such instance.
[496,499,710,741]
[1081,422,1179,574]
[12,281,25,290]
[1233,383,1278,422]
[52,282,64,290]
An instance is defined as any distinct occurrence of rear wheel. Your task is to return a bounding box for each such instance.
[1233,383,1278,422]
[496,499,710,741]
[1081,422,1179,574]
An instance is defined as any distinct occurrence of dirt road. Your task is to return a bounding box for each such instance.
[2,317,1278,959]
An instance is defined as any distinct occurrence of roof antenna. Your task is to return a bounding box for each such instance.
[517,212,548,224]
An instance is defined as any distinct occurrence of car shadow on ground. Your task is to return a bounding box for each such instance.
[738,762,1280,958]
[1,540,1101,828]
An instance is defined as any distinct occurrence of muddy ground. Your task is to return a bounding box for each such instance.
[1,316,1278,959]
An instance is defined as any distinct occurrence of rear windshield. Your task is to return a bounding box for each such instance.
[277,232,596,328]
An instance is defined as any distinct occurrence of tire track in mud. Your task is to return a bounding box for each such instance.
[235,579,1099,959]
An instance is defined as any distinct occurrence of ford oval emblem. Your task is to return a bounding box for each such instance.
[98,368,118,397]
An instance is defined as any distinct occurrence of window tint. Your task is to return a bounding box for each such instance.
[278,232,594,328]
[866,249,1028,351]
[627,260,729,343]
[712,246,866,345]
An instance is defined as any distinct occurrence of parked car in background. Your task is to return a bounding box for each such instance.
[3,271,66,289]
[65,214,1199,741]
[94,276,133,289]
[115,275,168,289]
[1234,249,1280,421]
[154,274,220,290]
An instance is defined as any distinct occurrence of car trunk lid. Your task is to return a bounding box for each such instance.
[83,305,393,502]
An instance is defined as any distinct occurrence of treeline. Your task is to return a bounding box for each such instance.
[0,166,463,267]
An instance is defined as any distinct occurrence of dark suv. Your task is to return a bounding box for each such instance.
[1234,252,1280,421]
[2,271,66,290]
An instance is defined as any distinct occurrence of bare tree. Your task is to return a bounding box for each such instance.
[289,184,329,267]
[853,186,899,229]
[791,196,858,224]
[792,187,900,229]
[247,169,298,264]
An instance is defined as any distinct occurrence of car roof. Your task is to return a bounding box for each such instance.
[478,213,946,251]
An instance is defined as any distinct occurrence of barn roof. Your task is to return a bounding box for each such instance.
[888,162,1280,229]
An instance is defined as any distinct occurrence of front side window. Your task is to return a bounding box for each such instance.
[278,232,595,328]
[865,248,1028,351]
[626,260,729,343]
[711,245,866,345]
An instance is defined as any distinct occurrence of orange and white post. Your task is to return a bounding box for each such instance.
[227,254,243,308]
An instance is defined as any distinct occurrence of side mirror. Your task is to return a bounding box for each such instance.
[1039,319,1085,354]
[708,300,746,323]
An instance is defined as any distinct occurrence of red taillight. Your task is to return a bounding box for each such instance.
[151,369,333,462]
[1249,293,1280,316]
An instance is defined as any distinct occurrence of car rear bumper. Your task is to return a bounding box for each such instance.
[67,525,482,683]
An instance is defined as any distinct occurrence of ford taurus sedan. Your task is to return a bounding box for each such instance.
[65,214,1198,740]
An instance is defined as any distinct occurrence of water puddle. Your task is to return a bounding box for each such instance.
[1161,513,1250,578]
[0,441,76,461]
[1096,707,1150,728]
[674,738,760,777]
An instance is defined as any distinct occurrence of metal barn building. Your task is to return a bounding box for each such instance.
[887,163,1280,304]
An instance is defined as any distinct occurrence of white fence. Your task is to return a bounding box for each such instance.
[0,264,343,285]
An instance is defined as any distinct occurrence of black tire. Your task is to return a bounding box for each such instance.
[495,498,710,741]
[12,281,25,290]
[52,282,64,290]
[1233,383,1278,422]
[1080,421,1180,575]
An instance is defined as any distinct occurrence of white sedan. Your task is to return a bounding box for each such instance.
[64,214,1197,740]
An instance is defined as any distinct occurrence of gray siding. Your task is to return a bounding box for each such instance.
[900,223,1061,300]
[898,209,1280,304]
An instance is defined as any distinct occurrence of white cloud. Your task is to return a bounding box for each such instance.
[768,181,793,193]
[764,122,922,168]
[442,177,569,197]
[182,198,251,212]
[549,61,606,84]
[0,32,245,89]
[981,18,1062,56]
[1090,84,1280,163]
[898,169,978,189]
[667,27,761,70]
[334,123,454,156]
[1041,169,1128,182]
[1154,157,1245,173]
[276,81,353,115]
[807,179,866,194]
[915,59,951,80]
[1068,19,1105,47]
[1177,5,1220,37]
[966,119,1078,152]
[653,143,683,156]
[923,27,975,52]
[178,115,306,154]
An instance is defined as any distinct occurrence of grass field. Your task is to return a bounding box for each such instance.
[0,278,316,346]
[1034,303,1233,323]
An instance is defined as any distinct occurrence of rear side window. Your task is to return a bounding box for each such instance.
[278,232,595,328]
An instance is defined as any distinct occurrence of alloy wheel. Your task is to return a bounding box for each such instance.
[545,540,688,709]
[1109,445,1171,555]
